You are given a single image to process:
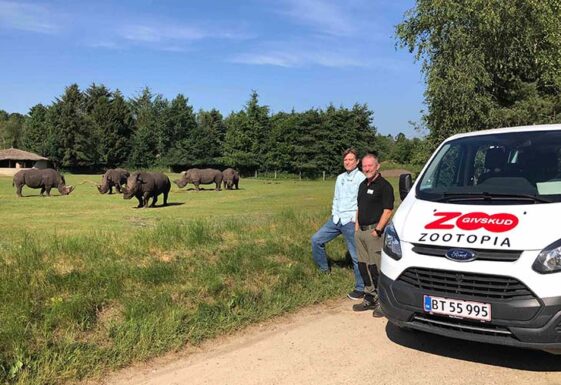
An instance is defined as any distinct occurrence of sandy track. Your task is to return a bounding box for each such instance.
[104,299,561,385]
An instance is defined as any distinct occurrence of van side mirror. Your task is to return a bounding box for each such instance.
[399,173,412,201]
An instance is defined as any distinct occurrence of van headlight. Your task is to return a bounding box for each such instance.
[383,222,402,261]
[532,239,561,274]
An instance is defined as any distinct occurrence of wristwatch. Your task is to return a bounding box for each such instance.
[375,228,383,237]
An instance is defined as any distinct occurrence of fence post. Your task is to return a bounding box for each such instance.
[275,170,277,179]
[323,171,325,181]
[255,170,258,178]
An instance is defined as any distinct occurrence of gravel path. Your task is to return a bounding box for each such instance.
[104,299,561,385]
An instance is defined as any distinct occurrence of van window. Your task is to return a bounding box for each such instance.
[417,130,561,204]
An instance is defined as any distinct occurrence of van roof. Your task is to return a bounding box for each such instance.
[446,123,561,142]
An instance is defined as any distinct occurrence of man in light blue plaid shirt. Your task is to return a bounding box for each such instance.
[311,148,366,300]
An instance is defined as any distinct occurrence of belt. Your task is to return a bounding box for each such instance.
[359,224,378,231]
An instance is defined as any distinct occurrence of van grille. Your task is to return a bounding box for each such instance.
[411,314,516,339]
[397,267,534,300]
[411,243,521,262]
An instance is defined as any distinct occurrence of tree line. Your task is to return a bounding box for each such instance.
[0,84,425,176]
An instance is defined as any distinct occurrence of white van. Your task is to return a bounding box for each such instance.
[379,124,561,353]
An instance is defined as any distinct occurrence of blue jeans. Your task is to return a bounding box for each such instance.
[311,219,365,292]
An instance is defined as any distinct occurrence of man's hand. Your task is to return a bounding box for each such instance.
[371,228,383,238]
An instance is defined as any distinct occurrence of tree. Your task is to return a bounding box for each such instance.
[266,111,298,173]
[162,94,199,167]
[391,133,414,163]
[195,108,225,165]
[84,83,112,167]
[223,91,271,171]
[85,86,135,168]
[397,0,561,147]
[106,90,135,167]
[128,88,159,168]
[21,104,49,155]
[291,109,323,176]
[49,84,94,168]
[223,111,255,170]
[0,112,24,149]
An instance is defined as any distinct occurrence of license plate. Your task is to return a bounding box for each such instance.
[423,295,491,321]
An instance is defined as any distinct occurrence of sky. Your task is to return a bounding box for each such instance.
[0,0,426,137]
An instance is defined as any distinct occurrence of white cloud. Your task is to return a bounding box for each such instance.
[119,22,249,43]
[276,0,356,36]
[231,49,366,68]
[86,41,121,50]
[0,1,60,34]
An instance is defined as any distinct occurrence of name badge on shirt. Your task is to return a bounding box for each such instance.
[367,189,374,194]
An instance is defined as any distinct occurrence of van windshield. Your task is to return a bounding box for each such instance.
[416,130,561,204]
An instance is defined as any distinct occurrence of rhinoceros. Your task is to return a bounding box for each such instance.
[97,168,130,194]
[174,168,223,191]
[13,168,74,197]
[222,168,240,190]
[122,172,170,208]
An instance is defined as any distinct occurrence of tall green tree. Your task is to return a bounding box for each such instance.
[266,111,298,173]
[107,90,135,167]
[161,94,198,167]
[49,84,94,168]
[84,83,112,167]
[128,87,159,168]
[390,133,414,163]
[291,109,323,176]
[397,0,561,147]
[0,112,24,149]
[245,90,271,167]
[195,108,225,165]
[223,110,255,170]
[21,104,49,155]
[84,84,134,167]
[223,91,271,171]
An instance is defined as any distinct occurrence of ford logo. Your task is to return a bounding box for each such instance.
[445,248,476,262]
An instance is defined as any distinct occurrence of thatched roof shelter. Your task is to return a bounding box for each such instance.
[0,148,47,161]
[0,148,50,175]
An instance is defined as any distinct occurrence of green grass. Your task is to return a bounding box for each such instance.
[0,173,399,385]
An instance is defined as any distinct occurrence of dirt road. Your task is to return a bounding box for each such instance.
[105,299,561,385]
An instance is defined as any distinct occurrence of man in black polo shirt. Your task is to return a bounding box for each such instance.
[352,153,394,317]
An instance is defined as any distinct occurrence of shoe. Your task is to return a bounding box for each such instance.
[372,303,385,318]
[352,298,376,312]
[347,290,365,301]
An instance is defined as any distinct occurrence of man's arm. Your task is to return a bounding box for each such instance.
[373,182,395,237]
[373,209,392,237]
[332,175,340,215]
[355,210,359,232]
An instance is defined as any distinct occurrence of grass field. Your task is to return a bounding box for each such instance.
[0,173,398,385]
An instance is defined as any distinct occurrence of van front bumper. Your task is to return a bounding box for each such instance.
[379,273,561,351]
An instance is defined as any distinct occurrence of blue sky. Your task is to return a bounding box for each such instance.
[0,0,426,137]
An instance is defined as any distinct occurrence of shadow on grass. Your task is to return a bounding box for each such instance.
[174,187,223,192]
[18,194,70,198]
[130,202,185,209]
[385,322,561,371]
[329,251,354,269]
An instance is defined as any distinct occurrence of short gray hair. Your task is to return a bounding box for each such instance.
[362,152,379,163]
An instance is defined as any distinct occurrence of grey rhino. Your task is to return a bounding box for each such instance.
[122,172,170,208]
[13,168,74,197]
[174,168,223,191]
[222,168,240,190]
[97,168,130,194]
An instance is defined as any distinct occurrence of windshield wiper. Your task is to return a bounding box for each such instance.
[437,191,552,203]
